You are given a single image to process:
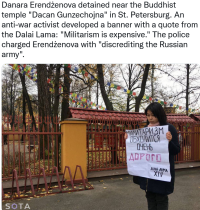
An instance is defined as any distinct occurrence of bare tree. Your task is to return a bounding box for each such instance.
[37,64,51,117]
[19,73,36,130]
[155,64,200,114]
[97,64,114,110]
[119,64,144,111]
[135,64,151,112]
[61,65,71,121]
[37,64,51,157]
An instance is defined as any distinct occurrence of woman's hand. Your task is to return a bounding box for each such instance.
[166,131,172,142]
[124,133,128,140]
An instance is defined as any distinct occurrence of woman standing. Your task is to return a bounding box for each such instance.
[125,102,180,210]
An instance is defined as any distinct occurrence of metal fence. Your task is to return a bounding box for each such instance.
[2,114,200,177]
[87,119,143,171]
[173,123,200,163]
[87,120,200,171]
[2,115,62,180]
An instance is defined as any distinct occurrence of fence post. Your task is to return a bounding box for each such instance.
[60,119,87,180]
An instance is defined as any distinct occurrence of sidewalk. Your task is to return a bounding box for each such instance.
[2,168,200,210]
[87,161,200,178]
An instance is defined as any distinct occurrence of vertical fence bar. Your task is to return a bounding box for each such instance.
[42,124,45,170]
[196,124,198,161]
[56,116,59,171]
[118,124,120,167]
[2,126,5,178]
[7,115,10,176]
[91,122,94,170]
[12,124,15,172]
[18,126,21,177]
[198,125,200,161]
[51,126,54,168]
[38,118,40,175]
[51,117,54,169]
[108,117,110,166]
[191,126,194,161]
[46,116,50,173]
[33,126,36,175]
[98,127,101,169]
[18,116,21,176]
[87,123,89,170]
[51,127,56,167]
[187,126,189,161]
[97,118,100,169]
[28,116,31,170]
[196,125,198,161]
[199,124,200,161]
[102,119,105,169]
[189,126,191,161]
[111,122,114,166]
[105,121,108,169]
[180,123,184,162]
[22,123,25,176]
[121,120,124,166]
[56,116,59,169]
[94,119,97,169]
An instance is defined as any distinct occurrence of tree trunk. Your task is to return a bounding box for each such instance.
[48,64,54,121]
[5,76,9,113]
[53,65,61,118]
[126,95,130,112]
[19,73,36,129]
[61,65,71,121]
[10,69,14,128]
[37,64,51,158]
[97,64,118,163]
[151,64,155,102]
[135,64,151,112]
[96,80,99,109]
[37,64,51,117]
[126,64,132,112]
[60,65,71,170]
[53,64,61,168]
[186,64,190,116]
[97,64,114,110]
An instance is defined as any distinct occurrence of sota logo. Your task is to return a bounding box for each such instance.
[5,203,30,209]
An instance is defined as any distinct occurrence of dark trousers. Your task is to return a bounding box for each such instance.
[146,191,168,210]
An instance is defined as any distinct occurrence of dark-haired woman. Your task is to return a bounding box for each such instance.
[125,102,180,210]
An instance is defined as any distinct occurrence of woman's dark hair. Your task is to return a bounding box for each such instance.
[145,102,167,126]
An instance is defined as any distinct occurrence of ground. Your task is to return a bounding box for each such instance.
[2,168,200,210]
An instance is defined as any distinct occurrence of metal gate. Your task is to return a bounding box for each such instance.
[2,115,62,180]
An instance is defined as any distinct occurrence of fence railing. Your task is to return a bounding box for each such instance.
[86,120,200,171]
[174,123,200,163]
[2,116,200,178]
[87,120,143,171]
[2,115,62,180]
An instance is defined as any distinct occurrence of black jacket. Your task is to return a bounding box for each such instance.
[134,123,180,195]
